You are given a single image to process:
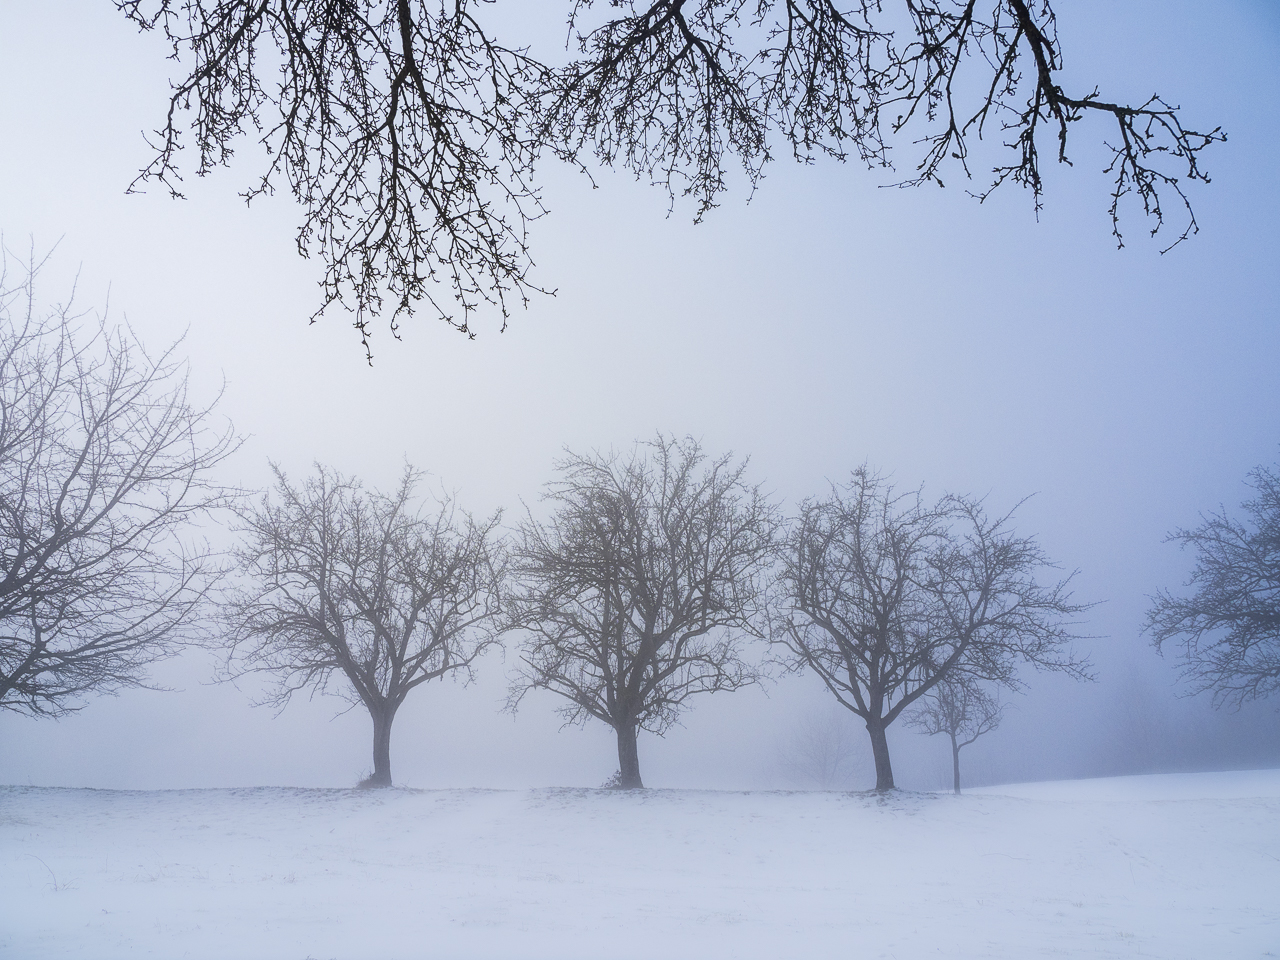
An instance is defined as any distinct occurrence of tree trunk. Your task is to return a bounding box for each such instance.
[866,716,895,791]
[950,731,961,795]
[365,705,395,788]
[615,720,644,789]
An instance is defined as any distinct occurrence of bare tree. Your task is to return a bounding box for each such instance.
[1146,459,1280,709]
[0,252,240,717]
[906,675,1004,794]
[119,0,547,358]
[117,1,1222,347]
[775,706,865,790]
[773,468,1089,791]
[225,464,504,787]
[507,435,777,789]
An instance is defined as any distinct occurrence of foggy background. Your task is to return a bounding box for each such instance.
[0,0,1277,792]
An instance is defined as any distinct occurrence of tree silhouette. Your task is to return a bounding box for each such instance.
[225,464,505,786]
[118,1,1223,349]
[507,435,777,788]
[773,468,1089,791]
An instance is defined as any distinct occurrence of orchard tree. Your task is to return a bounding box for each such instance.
[1146,459,1280,708]
[225,464,504,787]
[507,435,777,789]
[0,253,239,717]
[116,1,1223,350]
[906,675,1005,794]
[773,468,1089,791]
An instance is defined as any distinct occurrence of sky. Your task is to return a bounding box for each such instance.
[0,0,1277,791]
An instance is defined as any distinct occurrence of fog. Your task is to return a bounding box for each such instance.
[0,0,1277,792]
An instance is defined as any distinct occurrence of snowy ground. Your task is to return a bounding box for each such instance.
[2,771,1278,960]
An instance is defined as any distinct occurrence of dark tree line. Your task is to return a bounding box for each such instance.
[0,264,1094,791]
[6,250,1274,793]
[116,1,1223,349]
[231,446,1085,791]
[0,326,1093,789]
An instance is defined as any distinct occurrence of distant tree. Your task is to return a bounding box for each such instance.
[773,468,1089,792]
[0,253,239,717]
[906,675,1005,794]
[776,706,864,791]
[225,464,504,787]
[1146,460,1280,709]
[507,435,777,789]
[117,1,1222,348]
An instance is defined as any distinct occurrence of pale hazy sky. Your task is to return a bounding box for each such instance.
[0,1,1277,791]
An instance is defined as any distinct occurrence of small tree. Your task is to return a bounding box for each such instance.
[225,464,504,787]
[0,253,239,717]
[1146,460,1280,708]
[774,468,1089,792]
[507,435,777,789]
[776,707,864,791]
[906,676,1005,794]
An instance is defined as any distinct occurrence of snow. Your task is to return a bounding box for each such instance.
[973,767,1280,802]
[2,772,1278,959]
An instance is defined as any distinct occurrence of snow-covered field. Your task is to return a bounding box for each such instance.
[3,770,1278,960]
